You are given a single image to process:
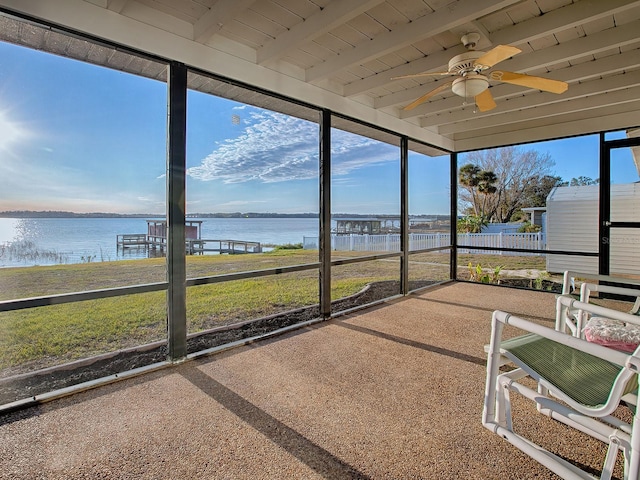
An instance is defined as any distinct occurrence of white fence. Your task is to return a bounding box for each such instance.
[457,232,546,255]
[302,232,546,255]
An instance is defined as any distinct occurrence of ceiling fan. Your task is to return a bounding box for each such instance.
[393,33,568,112]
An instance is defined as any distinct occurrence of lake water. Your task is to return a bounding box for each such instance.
[0,217,320,267]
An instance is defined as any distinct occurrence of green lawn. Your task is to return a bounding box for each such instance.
[0,250,392,372]
[0,250,547,373]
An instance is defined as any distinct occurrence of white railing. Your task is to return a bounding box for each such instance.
[302,232,546,255]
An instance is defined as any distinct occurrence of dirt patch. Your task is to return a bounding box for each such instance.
[0,280,430,406]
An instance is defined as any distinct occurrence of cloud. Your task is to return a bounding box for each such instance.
[0,109,31,155]
[188,109,397,184]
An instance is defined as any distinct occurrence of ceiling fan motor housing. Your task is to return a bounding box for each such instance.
[448,50,486,74]
[448,50,490,98]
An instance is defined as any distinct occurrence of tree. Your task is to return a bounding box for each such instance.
[520,174,564,212]
[458,146,556,223]
[569,176,599,186]
[457,214,488,233]
[458,164,498,218]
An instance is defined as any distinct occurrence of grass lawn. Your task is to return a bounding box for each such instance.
[0,250,393,372]
[457,253,547,272]
[0,250,548,373]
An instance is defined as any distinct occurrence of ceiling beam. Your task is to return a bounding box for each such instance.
[418,49,640,127]
[106,0,128,13]
[438,78,640,135]
[194,0,256,44]
[344,0,640,97]
[257,0,385,65]
[85,0,108,8]
[397,18,640,118]
[115,1,193,39]
[304,0,520,83]
[453,102,640,151]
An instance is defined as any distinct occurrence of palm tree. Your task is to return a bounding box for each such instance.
[459,163,497,219]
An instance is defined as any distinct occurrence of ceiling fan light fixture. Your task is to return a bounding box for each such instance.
[452,74,488,98]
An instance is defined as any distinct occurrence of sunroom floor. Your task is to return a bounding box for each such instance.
[0,282,623,479]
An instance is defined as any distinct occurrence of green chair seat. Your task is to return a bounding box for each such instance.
[502,333,637,408]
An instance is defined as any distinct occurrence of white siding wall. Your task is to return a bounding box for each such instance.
[546,184,640,274]
[610,183,640,275]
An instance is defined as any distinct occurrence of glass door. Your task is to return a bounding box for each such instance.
[600,130,640,280]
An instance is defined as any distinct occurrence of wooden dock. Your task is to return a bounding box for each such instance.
[116,234,148,247]
[117,235,261,255]
[117,220,261,255]
[186,239,262,254]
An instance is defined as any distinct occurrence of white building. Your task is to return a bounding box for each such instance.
[546,183,640,274]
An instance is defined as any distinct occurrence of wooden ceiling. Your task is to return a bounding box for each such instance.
[1,0,640,153]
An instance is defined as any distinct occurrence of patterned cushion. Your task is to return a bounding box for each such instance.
[584,316,640,353]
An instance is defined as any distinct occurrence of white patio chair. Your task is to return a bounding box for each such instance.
[581,282,640,316]
[559,271,640,337]
[483,295,640,480]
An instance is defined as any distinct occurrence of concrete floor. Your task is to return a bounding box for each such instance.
[0,283,626,479]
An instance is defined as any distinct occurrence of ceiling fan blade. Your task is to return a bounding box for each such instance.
[475,89,496,112]
[489,70,568,94]
[473,45,521,68]
[402,81,453,111]
[391,71,451,80]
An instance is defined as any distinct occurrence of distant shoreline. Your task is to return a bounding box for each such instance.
[0,211,450,220]
[0,211,318,219]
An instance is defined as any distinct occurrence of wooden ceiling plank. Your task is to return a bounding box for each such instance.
[491,0,633,45]
[251,1,301,28]
[385,0,434,20]
[194,0,256,44]
[86,0,108,7]
[257,0,385,64]
[238,8,287,38]
[504,0,542,24]
[107,0,129,13]
[480,10,512,32]
[116,1,194,38]
[220,22,266,49]
[270,0,320,18]
[344,13,387,42]
[136,0,200,23]
[313,31,353,55]
[366,2,409,31]
[614,3,640,26]
[345,0,640,98]
[305,0,520,82]
[398,19,640,117]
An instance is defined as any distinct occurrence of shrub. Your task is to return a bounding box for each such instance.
[272,243,303,251]
[468,262,502,284]
[457,215,488,233]
[517,222,541,233]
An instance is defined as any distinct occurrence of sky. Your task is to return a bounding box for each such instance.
[0,40,638,216]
